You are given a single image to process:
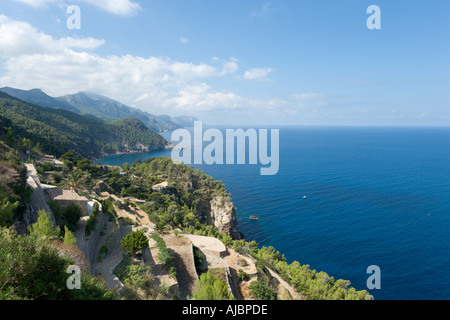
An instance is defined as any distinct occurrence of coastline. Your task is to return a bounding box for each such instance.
[94,142,175,162]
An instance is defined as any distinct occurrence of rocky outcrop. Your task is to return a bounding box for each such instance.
[209,196,240,240]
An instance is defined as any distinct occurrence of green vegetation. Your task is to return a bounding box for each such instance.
[191,271,234,300]
[150,233,177,279]
[85,202,100,236]
[249,280,278,300]
[232,240,371,300]
[49,201,82,232]
[113,254,172,300]
[0,138,27,223]
[0,117,372,300]
[0,192,18,228]
[0,228,113,300]
[28,210,60,241]
[120,229,149,257]
[63,225,77,246]
[0,228,71,300]
[62,155,370,300]
[0,91,169,158]
[103,157,234,243]
[98,245,108,262]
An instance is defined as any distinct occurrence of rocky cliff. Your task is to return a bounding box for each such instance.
[209,196,240,240]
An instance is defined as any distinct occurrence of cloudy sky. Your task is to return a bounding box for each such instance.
[0,0,449,126]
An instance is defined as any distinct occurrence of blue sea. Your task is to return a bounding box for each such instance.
[96,126,450,300]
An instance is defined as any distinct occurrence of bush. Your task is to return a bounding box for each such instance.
[0,228,71,300]
[63,225,77,246]
[191,271,234,300]
[62,201,82,228]
[98,245,108,262]
[115,200,123,209]
[120,230,149,257]
[248,280,278,300]
[51,172,63,184]
[28,210,60,241]
[0,192,18,227]
[113,254,166,300]
[70,273,114,300]
[238,269,250,282]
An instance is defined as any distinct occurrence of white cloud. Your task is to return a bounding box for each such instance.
[13,0,58,7]
[0,15,104,58]
[243,67,274,81]
[0,16,246,114]
[0,15,298,123]
[180,37,189,44]
[13,0,141,16]
[293,93,322,100]
[81,0,141,16]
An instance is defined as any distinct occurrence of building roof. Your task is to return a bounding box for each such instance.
[46,188,88,202]
[184,234,227,255]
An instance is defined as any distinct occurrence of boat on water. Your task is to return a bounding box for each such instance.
[249,216,259,220]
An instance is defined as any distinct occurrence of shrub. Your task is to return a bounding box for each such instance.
[28,210,60,241]
[120,230,149,257]
[0,228,71,300]
[63,225,77,246]
[0,192,18,227]
[248,280,278,300]
[51,172,63,184]
[62,201,82,228]
[238,269,250,282]
[191,271,234,300]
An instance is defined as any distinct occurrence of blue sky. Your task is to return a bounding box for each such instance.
[0,0,449,126]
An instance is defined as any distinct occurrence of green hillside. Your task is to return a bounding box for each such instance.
[0,92,170,159]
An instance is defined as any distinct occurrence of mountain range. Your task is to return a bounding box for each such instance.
[0,91,171,158]
[0,87,198,133]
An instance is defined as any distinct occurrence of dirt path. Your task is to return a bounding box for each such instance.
[96,249,124,290]
[73,216,90,269]
[162,234,198,299]
[267,267,304,300]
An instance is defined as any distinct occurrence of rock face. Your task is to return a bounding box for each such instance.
[209,196,240,240]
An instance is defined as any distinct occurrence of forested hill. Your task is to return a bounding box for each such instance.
[0,91,170,159]
[0,87,198,133]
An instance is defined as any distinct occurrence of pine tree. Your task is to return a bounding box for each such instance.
[28,210,60,241]
[63,225,77,246]
[120,229,149,257]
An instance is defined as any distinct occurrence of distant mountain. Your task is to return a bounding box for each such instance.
[0,91,171,158]
[0,87,79,114]
[0,87,198,132]
[157,115,198,128]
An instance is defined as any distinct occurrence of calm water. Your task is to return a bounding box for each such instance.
[97,126,450,300]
